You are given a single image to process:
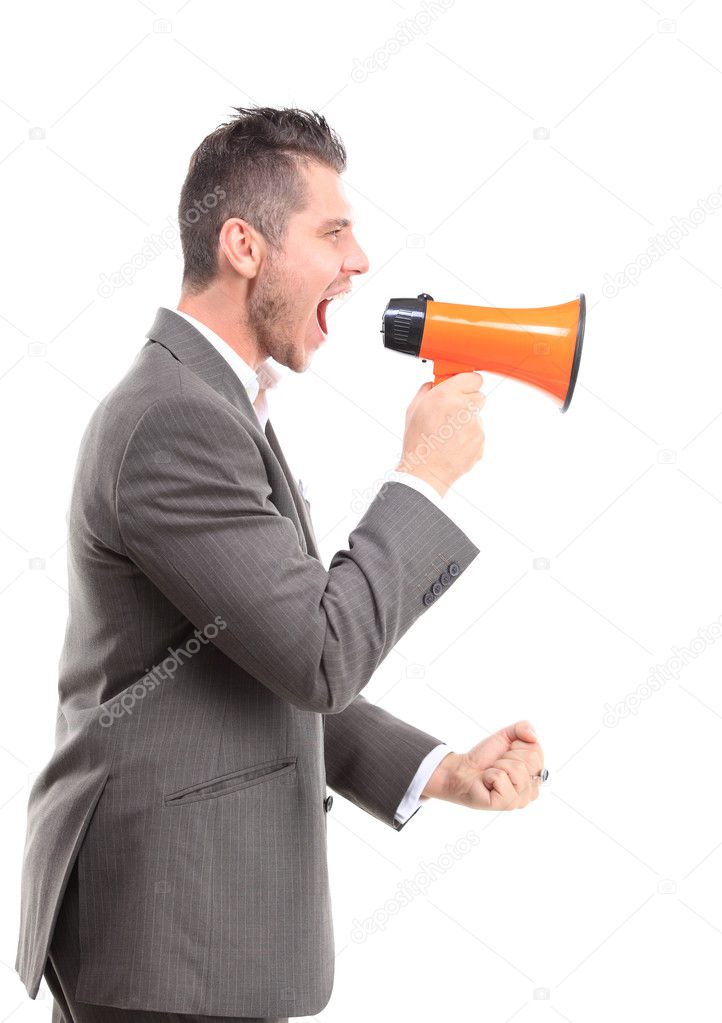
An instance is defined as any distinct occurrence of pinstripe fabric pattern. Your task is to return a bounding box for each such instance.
[15,307,481,1017]
[47,855,287,1022]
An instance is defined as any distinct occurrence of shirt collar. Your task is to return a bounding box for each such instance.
[174,308,269,406]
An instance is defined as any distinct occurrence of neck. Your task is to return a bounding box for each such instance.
[177,285,265,372]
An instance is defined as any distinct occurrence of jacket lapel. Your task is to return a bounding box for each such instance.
[264,420,321,561]
[145,307,259,425]
[144,307,320,559]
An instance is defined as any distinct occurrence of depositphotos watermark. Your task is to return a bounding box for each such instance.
[351,0,454,82]
[602,612,722,726]
[97,186,226,298]
[601,185,722,298]
[99,615,227,727]
[350,829,480,941]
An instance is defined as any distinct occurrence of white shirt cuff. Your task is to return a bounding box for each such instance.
[394,742,454,826]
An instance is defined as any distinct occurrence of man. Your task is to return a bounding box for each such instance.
[15,106,545,1022]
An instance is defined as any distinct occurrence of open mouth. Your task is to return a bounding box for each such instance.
[315,288,351,339]
[316,298,331,337]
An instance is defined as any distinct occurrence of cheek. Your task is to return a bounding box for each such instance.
[307,248,339,285]
[284,247,338,310]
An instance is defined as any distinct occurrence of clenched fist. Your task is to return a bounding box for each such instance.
[421,720,545,811]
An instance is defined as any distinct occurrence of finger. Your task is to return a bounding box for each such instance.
[494,756,534,779]
[511,720,538,744]
[514,761,540,802]
[493,759,535,804]
[482,767,521,811]
[441,371,484,393]
[501,746,545,776]
[497,720,536,749]
[465,394,486,415]
[410,381,434,407]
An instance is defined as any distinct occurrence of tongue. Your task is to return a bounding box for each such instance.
[317,298,329,335]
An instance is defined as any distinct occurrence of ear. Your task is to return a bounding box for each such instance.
[218,217,265,280]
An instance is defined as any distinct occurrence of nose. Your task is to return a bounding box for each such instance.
[343,237,370,277]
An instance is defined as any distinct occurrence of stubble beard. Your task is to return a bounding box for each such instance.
[245,253,309,374]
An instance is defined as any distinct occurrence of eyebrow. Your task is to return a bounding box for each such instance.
[319,217,352,231]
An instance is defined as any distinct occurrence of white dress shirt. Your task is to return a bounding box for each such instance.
[174,308,455,826]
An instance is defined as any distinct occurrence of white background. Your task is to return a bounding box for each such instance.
[2,1,722,1020]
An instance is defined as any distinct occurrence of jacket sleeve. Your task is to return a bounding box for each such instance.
[324,694,446,829]
[115,393,480,714]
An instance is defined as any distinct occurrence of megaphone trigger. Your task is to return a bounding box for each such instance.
[431,358,474,388]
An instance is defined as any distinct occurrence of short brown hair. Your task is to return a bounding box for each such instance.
[178,106,347,294]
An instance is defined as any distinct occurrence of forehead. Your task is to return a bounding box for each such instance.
[296,160,354,225]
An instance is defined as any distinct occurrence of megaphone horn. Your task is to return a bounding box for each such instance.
[381,292,586,412]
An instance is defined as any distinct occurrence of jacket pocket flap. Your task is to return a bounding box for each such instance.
[164,756,297,806]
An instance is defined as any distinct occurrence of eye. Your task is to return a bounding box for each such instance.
[327,228,342,239]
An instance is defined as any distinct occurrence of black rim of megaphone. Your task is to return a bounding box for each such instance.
[560,293,585,413]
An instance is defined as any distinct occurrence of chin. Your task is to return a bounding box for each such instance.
[284,345,310,374]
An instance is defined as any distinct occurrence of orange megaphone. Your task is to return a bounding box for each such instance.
[381,292,586,412]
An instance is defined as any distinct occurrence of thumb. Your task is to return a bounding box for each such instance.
[407,380,433,413]
[513,720,538,744]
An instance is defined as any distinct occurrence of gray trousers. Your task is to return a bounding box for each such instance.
[45,857,288,1023]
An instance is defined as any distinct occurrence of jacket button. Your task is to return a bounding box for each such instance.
[324,795,334,812]
[448,562,460,577]
[440,570,451,586]
[423,591,436,606]
[432,580,443,596]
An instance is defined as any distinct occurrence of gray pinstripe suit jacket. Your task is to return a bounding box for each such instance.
[15,307,480,1017]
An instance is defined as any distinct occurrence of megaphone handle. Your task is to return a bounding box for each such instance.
[431,358,474,387]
